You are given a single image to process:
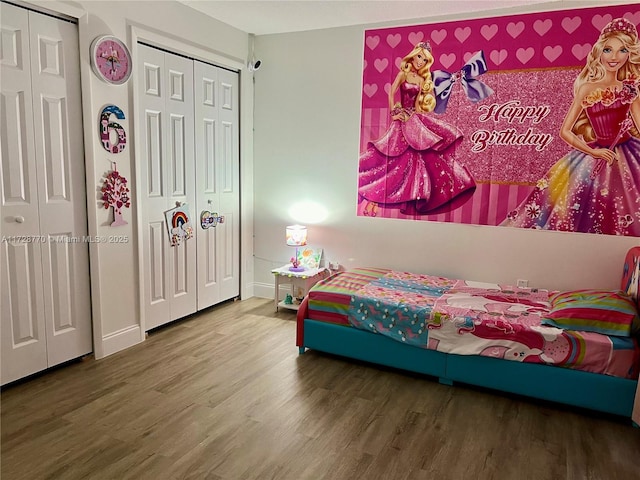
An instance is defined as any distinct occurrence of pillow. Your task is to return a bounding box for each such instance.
[541,289,640,337]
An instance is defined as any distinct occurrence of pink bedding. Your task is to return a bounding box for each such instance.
[348,272,640,379]
[428,281,639,379]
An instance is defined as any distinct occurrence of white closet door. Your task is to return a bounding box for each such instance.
[138,44,196,330]
[28,9,91,367]
[165,52,196,320]
[138,45,168,328]
[194,62,240,309]
[1,4,90,384]
[1,3,48,383]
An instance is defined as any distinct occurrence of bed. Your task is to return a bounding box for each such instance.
[296,248,640,421]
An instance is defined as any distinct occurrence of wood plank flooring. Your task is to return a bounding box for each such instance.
[2,297,639,480]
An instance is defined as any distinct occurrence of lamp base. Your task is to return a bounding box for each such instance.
[289,266,306,272]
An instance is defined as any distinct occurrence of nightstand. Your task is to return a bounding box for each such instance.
[272,265,328,311]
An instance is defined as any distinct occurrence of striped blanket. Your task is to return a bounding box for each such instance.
[296,268,388,347]
[306,267,390,324]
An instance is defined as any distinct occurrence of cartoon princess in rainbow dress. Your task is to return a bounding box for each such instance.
[503,18,640,236]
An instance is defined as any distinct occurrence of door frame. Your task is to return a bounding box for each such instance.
[130,25,248,332]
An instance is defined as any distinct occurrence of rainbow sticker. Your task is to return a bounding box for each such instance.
[172,211,189,228]
[164,204,193,247]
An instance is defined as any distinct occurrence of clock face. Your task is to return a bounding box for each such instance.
[91,36,132,85]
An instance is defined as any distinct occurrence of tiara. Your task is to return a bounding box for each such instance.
[601,17,638,40]
[417,41,432,52]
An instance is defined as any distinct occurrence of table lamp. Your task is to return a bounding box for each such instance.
[286,225,307,272]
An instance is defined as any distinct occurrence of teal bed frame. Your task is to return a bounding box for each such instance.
[300,318,639,421]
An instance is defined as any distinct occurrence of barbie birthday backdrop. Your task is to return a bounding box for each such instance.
[357,4,640,237]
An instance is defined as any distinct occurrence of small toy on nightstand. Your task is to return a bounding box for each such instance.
[290,255,302,270]
[284,294,293,305]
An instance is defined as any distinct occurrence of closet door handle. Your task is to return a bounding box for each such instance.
[14,216,25,223]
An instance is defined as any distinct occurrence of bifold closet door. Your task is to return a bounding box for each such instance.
[1,3,91,384]
[194,62,240,309]
[138,44,197,329]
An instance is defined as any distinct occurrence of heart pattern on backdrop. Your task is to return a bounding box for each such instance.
[571,43,591,61]
[374,58,389,73]
[626,12,640,26]
[543,45,563,62]
[480,24,498,40]
[386,34,401,48]
[454,27,471,43]
[408,31,424,45]
[591,14,613,32]
[366,36,380,50]
[533,19,553,36]
[506,21,525,38]
[431,29,447,44]
[516,47,534,65]
[440,53,457,69]
[561,16,581,33]
[490,49,508,65]
[361,8,640,82]
[363,84,378,97]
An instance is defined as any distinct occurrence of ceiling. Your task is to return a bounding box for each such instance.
[178,0,560,36]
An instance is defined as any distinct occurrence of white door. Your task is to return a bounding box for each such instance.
[138,44,196,329]
[1,4,91,385]
[194,62,240,309]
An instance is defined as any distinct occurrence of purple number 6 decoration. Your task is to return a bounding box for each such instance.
[99,105,127,153]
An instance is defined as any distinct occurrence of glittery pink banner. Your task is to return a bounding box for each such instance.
[357,3,640,236]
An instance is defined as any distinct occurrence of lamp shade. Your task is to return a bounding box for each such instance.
[286,225,307,247]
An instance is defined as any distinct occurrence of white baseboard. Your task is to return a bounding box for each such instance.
[253,281,276,300]
[98,325,143,359]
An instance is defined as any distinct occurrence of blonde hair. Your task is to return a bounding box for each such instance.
[573,31,640,141]
[400,45,436,113]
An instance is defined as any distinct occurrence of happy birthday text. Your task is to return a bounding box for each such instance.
[471,100,554,152]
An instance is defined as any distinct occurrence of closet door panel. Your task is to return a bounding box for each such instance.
[28,11,91,365]
[194,62,220,309]
[1,241,48,384]
[0,4,47,384]
[165,53,196,320]
[216,69,240,302]
[138,45,170,329]
[194,62,239,309]
[1,5,40,273]
[138,46,196,327]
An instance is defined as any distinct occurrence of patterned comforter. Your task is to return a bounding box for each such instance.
[348,271,639,379]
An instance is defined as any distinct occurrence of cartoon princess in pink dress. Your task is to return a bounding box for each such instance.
[358,42,477,217]
[502,18,640,236]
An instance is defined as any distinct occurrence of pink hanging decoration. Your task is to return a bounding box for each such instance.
[101,162,131,227]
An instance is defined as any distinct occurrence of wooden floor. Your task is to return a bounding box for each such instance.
[2,297,639,480]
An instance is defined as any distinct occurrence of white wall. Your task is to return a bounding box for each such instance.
[252,1,639,298]
[27,0,255,357]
